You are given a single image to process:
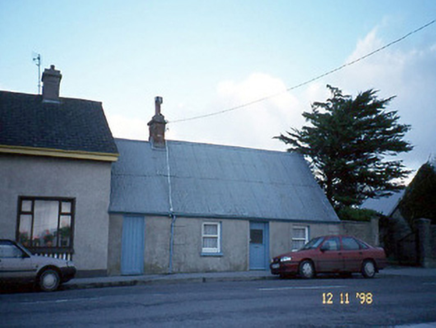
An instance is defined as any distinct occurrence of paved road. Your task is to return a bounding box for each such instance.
[1,274,435,327]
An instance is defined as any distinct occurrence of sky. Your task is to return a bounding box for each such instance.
[1,0,435,178]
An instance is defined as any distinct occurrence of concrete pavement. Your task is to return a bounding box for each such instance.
[63,266,436,291]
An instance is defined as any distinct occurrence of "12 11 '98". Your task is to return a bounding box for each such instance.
[322,292,373,305]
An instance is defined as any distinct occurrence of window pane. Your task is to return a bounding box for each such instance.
[203,224,218,236]
[59,215,72,247]
[323,238,340,251]
[0,244,23,258]
[61,201,71,214]
[21,200,32,212]
[34,201,59,247]
[18,215,32,246]
[250,229,263,244]
[293,228,306,239]
[203,237,218,248]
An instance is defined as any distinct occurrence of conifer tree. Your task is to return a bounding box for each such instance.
[277,85,413,209]
[399,162,436,225]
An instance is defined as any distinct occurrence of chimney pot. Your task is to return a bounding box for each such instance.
[155,96,163,115]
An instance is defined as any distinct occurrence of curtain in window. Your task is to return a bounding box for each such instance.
[33,201,59,247]
[18,198,73,248]
[202,223,220,252]
[203,224,218,235]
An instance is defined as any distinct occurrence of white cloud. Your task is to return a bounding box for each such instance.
[107,114,148,141]
[326,27,436,172]
[167,72,303,151]
[108,25,436,175]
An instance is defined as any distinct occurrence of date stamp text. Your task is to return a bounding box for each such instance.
[322,292,373,305]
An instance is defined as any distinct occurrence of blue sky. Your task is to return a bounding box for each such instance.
[1,1,435,176]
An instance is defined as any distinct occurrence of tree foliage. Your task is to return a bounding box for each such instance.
[399,162,436,225]
[276,85,413,209]
[336,207,378,222]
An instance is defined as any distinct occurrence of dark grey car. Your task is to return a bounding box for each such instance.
[0,239,76,291]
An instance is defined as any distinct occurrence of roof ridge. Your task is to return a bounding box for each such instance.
[114,137,297,156]
[0,90,102,105]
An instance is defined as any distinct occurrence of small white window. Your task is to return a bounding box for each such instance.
[202,222,221,254]
[292,226,309,251]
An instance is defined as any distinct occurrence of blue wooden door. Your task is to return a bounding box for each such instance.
[249,222,269,270]
[121,216,145,275]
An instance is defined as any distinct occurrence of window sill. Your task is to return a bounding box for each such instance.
[201,252,223,257]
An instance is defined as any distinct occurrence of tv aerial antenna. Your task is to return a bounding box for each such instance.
[32,53,41,94]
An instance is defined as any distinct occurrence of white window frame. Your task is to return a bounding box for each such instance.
[201,222,221,254]
[292,226,309,251]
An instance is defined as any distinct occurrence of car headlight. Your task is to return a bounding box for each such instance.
[280,256,292,262]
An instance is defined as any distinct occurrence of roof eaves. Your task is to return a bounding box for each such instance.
[108,209,340,223]
[0,144,119,162]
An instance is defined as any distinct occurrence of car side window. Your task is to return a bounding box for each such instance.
[356,239,369,249]
[0,243,24,258]
[322,237,340,251]
[341,237,360,250]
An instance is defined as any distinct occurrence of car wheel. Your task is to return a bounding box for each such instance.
[361,260,376,279]
[38,269,60,292]
[299,260,315,279]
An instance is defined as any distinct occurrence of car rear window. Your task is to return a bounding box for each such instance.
[341,237,361,250]
[356,239,369,249]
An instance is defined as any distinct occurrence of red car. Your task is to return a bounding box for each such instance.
[270,235,387,279]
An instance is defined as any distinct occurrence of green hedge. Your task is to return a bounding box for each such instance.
[337,207,377,222]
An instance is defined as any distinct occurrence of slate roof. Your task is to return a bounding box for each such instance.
[0,91,118,158]
[361,190,405,216]
[110,138,340,223]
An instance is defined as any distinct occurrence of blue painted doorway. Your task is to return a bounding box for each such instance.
[249,222,269,270]
[121,215,145,275]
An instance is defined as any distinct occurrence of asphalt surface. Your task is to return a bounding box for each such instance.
[2,268,436,328]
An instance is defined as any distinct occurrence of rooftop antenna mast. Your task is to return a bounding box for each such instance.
[32,53,41,94]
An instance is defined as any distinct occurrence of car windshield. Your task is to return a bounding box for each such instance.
[300,237,324,250]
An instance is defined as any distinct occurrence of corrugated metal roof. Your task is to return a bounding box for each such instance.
[109,139,339,223]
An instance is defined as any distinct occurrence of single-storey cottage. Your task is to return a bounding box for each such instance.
[0,66,118,277]
[107,98,340,275]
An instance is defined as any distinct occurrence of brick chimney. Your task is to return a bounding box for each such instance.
[148,96,166,148]
[42,65,62,103]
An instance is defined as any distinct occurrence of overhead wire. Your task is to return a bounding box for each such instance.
[169,19,435,124]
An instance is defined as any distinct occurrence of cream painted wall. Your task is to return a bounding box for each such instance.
[0,154,112,275]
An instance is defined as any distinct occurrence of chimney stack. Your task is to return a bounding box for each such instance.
[42,65,62,103]
[148,96,166,148]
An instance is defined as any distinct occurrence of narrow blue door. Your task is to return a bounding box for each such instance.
[121,216,145,275]
[249,222,269,270]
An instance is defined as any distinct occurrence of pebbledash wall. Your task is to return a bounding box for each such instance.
[0,154,112,277]
[107,214,340,275]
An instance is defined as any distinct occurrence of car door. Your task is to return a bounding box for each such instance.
[0,241,36,281]
[315,237,342,273]
[340,237,365,272]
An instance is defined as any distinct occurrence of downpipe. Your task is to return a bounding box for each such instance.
[168,214,177,274]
